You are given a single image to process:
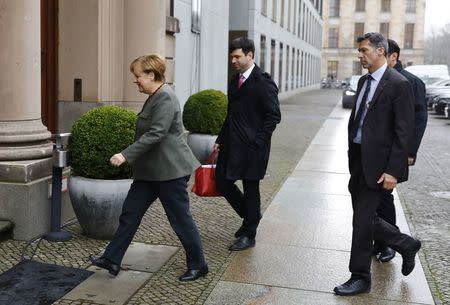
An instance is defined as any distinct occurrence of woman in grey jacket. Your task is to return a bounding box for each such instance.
[90,54,208,281]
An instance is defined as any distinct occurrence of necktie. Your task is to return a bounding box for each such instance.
[238,74,245,88]
[350,74,373,141]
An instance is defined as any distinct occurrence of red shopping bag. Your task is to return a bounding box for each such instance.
[191,151,222,197]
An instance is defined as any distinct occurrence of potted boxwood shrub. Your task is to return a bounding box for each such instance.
[68,106,137,239]
[183,89,227,163]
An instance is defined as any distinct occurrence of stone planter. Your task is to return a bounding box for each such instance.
[187,133,217,164]
[68,176,132,240]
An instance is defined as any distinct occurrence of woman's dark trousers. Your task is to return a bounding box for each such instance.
[103,177,206,270]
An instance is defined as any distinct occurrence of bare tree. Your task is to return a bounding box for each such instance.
[425,23,450,69]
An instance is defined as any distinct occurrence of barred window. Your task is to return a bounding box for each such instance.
[354,23,364,47]
[404,24,414,49]
[329,28,339,48]
[406,0,416,13]
[381,0,390,12]
[329,0,340,17]
[355,0,365,12]
[380,23,389,38]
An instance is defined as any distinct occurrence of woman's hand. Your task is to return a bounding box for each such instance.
[110,153,126,167]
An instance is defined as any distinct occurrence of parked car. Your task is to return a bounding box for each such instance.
[342,75,362,109]
[431,93,450,115]
[444,104,449,119]
[427,87,450,108]
[405,64,450,83]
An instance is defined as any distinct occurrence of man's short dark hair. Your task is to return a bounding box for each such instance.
[229,37,255,58]
[357,32,388,56]
[387,39,401,58]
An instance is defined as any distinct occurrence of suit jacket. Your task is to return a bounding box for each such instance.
[394,60,427,159]
[216,65,281,180]
[348,67,414,188]
[122,84,200,181]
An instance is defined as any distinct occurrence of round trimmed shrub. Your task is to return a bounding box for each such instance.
[69,106,137,179]
[183,89,227,135]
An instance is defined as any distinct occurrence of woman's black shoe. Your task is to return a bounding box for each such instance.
[178,265,209,282]
[89,255,120,276]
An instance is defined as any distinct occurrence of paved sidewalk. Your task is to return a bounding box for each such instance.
[203,105,435,305]
[0,90,437,304]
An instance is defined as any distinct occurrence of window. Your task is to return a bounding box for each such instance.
[381,0,390,12]
[270,39,276,77]
[288,0,292,31]
[404,24,414,49]
[354,23,364,47]
[329,27,339,48]
[261,0,268,16]
[327,60,338,79]
[355,0,365,12]
[329,0,340,17]
[272,0,277,21]
[285,45,290,91]
[279,43,284,91]
[380,23,389,38]
[406,0,416,13]
[297,49,300,88]
[353,61,362,75]
[191,0,201,33]
[260,35,267,72]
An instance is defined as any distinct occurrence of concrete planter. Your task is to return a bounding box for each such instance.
[187,133,217,164]
[68,176,132,240]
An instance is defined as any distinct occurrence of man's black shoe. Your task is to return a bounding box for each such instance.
[229,236,255,251]
[334,277,371,296]
[372,243,382,256]
[178,265,208,282]
[378,246,396,262]
[89,255,120,276]
[234,225,245,238]
[401,239,421,276]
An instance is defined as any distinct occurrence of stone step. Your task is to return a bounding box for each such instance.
[0,220,13,233]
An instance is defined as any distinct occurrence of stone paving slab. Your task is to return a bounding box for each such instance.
[204,281,431,305]
[63,266,152,304]
[287,171,350,196]
[121,242,178,272]
[222,243,433,304]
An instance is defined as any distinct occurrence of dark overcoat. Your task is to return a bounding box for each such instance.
[347,67,414,188]
[216,65,281,180]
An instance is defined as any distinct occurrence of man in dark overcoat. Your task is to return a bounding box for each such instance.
[334,33,421,296]
[214,37,281,251]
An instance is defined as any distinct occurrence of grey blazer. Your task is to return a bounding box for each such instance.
[121,84,200,181]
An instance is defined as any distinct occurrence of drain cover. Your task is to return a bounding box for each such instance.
[430,192,450,200]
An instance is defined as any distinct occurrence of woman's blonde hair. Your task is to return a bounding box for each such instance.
[130,54,166,82]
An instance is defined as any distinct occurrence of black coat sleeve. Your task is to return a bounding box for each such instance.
[254,75,281,147]
[385,79,414,179]
[410,78,427,159]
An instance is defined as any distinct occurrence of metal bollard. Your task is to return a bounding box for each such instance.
[44,133,73,242]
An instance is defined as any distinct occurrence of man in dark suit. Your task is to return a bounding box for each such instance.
[373,39,428,263]
[334,33,422,296]
[214,37,281,251]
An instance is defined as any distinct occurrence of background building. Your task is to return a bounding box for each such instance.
[229,0,324,99]
[321,0,426,80]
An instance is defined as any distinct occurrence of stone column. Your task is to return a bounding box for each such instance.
[0,0,73,240]
[0,0,53,161]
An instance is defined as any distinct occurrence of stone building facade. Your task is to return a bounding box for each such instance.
[321,0,426,80]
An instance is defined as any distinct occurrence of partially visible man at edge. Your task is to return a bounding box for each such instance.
[372,38,428,263]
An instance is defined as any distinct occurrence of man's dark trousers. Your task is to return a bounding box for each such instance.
[349,144,416,279]
[215,169,261,239]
